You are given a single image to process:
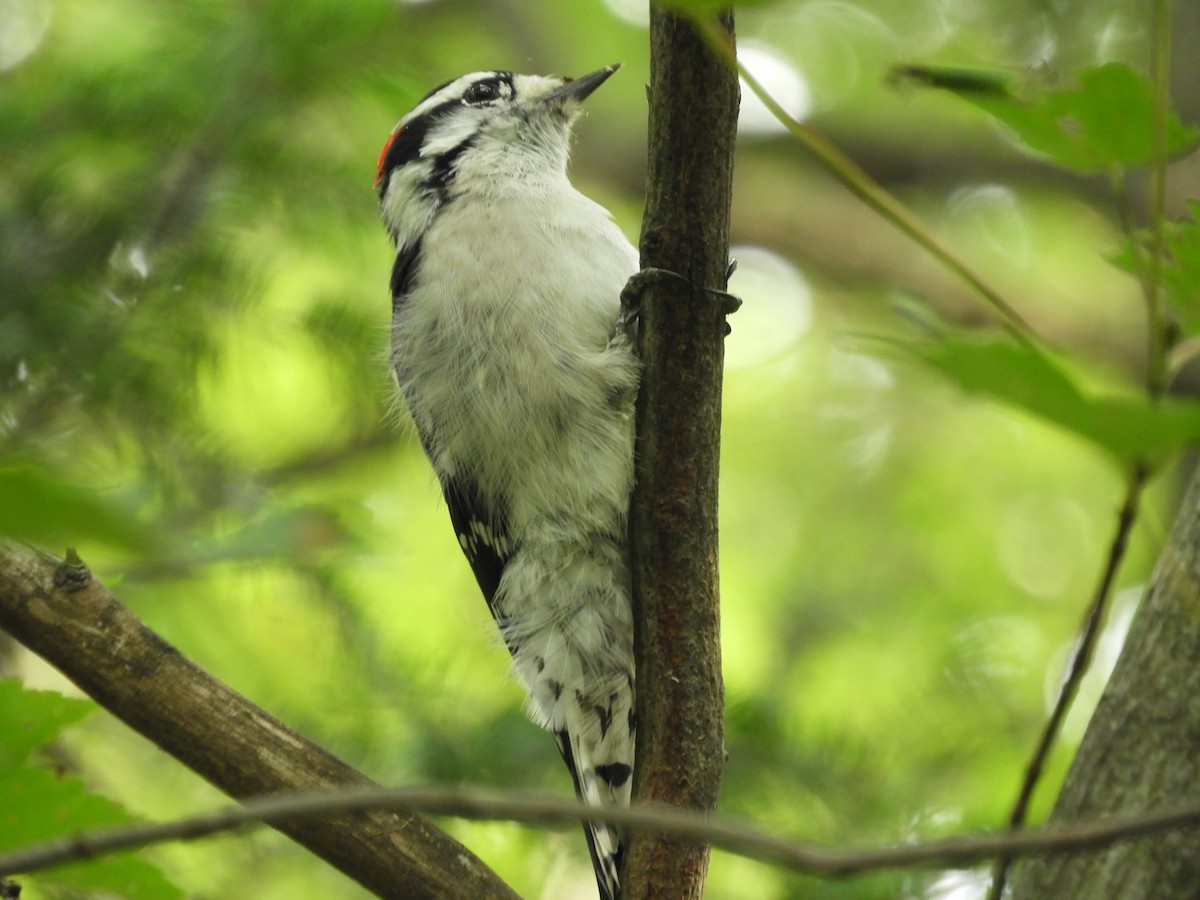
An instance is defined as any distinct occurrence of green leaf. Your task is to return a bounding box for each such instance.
[37,855,183,899]
[880,332,1200,464]
[890,64,1015,96]
[0,679,94,769]
[1161,201,1200,335]
[0,681,183,898]
[2,768,183,899]
[0,681,184,897]
[898,62,1199,170]
[1114,199,1200,337]
[0,465,156,551]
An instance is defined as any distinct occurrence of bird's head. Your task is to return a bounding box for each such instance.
[375,65,620,243]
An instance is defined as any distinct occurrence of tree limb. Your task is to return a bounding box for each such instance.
[0,542,517,899]
[1009,464,1200,898]
[626,6,738,898]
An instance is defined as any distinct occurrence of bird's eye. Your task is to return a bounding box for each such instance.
[464,81,501,105]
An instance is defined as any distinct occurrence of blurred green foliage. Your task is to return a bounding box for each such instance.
[0,681,181,897]
[877,331,1200,465]
[901,62,1198,171]
[1115,198,1200,337]
[2,0,1197,898]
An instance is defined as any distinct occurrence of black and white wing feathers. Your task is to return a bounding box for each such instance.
[440,474,511,617]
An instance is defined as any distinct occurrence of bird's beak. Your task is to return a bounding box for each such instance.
[545,64,622,105]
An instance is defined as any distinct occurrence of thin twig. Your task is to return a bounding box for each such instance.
[988,464,1147,898]
[4,782,1200,882]
[690,15,1038,346]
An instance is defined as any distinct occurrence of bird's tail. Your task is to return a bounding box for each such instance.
[553,675,636,900]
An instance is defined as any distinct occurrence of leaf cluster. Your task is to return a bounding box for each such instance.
[0,680,181,897]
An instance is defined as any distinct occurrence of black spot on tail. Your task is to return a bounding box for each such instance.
[595,762,632,789]
[554,730,620,900]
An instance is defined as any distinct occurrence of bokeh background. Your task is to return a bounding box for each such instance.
[3,0,1199,897]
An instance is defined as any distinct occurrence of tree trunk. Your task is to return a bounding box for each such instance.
[1009,468,1200,898]
[624,6,739,898]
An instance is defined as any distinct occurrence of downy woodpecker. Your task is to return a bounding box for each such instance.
[375,65,638,899]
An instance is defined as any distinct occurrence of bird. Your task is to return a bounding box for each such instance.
[375,65,639,900]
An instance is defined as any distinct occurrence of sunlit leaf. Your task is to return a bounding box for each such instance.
[898,62,1199,170]
[880,332,1200,464]
[2,767,183,899]
[0,681,182,898]
[0,680,95,769]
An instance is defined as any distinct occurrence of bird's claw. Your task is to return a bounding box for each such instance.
[619,264,742,336]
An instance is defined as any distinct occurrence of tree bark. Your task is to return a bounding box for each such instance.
[1009,468,1200,899]
[0,542,516,899]
[625,7,738,898]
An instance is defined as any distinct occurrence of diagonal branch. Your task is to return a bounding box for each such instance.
[692,15,1036,345]
[0,542,517,900]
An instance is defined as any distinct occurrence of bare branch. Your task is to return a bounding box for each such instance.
[5,782,1200,883]
[694,16,1035,342]
[0,541,516,900]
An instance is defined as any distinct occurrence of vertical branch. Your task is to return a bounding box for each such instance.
[625,7,738,898]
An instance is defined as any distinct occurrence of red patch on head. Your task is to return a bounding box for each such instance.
[375,127,403,188]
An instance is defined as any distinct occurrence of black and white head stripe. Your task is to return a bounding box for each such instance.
[374,66,620,204]
[374,71,516,195]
